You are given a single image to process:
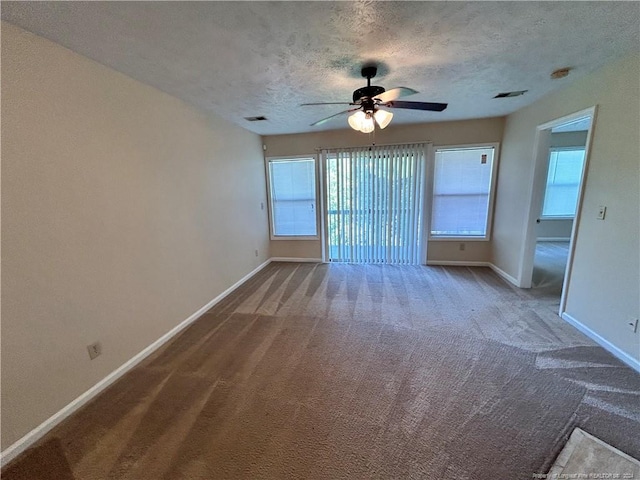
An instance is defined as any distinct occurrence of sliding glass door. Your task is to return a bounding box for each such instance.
[323,144,428,264]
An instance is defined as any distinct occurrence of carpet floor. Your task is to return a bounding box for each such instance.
[532,241,570,294]
[3,262,640,479]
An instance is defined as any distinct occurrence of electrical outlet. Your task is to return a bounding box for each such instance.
[254,249,259,257]
[597,205,606,220]
[260,202,264,210]
[87,341,102,360]
[629,318,639,334]
[459,243,466,251]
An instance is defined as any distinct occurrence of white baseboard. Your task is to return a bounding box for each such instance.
[488,263,519,287]
[561,312,640,374]
[426,260,490,267]
[0,258,272,468]
[537,237,571,242]
[270,257,323,263]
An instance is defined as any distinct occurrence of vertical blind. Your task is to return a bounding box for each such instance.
[324,143,427,264]
[541,148,585,218]
[430,146,495,237]
[269,158,317,236]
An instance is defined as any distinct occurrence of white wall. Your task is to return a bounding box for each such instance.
[1,23,270,449]
[536,219,573,240]
[492,51,640,361]
[264,118,505,263]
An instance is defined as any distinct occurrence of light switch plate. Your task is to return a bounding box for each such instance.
[597,205,606,220]
[87,341,102,360]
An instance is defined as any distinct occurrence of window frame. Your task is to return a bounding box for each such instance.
[539,146,586,220]
[427,143,500,242]
[265,154,320,241]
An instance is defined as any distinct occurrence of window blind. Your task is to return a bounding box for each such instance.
[430,147,495,237]
[269,158,317,236]
[324,143,427,264]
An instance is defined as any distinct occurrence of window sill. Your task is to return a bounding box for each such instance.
[428,236,490,242]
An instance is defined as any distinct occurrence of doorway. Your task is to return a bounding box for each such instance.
[519,107,596,313]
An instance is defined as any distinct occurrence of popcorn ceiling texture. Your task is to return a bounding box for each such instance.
[2,1,639,134]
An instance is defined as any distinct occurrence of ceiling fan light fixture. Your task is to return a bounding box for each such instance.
[360,113,375,133]
[374,109,393,129]
[348,110,375,133]
[348,110,365,130]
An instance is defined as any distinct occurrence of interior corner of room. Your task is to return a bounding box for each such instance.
[1,2,639,477]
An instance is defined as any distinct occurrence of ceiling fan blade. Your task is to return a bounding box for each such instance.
[384,100,448,112]
[301,102,355,106]
[373,87,419,102]
[310,108,358,126]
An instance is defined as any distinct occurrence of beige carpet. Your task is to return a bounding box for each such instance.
[532,240,570,294]
[3,262,640,479]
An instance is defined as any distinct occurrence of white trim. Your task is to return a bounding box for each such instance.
[558,108,597,314]
[518,127,553,287]
[421,144,433,265]
[431,142,499,151]
[537,108,596,132]
[0,259,272,468]
[561,312,640,374]
[426,260,490,267]
[489,263,519,286]
[270,257,323,263]
[428,237,490,242]
[317,151,328,263]
[537,237,571,242]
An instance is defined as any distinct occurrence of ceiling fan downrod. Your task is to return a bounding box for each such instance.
[353,65,386,105]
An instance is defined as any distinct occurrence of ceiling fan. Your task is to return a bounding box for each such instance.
[302,64,448,132]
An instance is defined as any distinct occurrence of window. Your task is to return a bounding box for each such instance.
[267,157,318,238]
[430,145,497,239]
[541,148,585,218]
[324,144,426,264]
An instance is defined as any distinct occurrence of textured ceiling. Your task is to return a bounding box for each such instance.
[2,2,639,135]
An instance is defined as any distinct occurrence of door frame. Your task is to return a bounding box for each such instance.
[518,106,597,315]
[319,150,329,262]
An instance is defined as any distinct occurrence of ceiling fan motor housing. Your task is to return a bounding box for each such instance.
[352,85,385,104]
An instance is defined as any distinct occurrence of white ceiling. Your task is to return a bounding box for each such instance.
[2,2,639,136]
